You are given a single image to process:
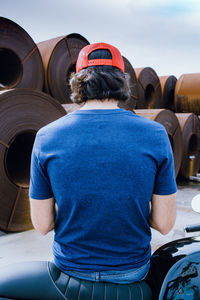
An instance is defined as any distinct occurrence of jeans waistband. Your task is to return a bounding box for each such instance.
[61,261,150,284]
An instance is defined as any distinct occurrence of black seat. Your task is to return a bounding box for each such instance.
[0,261,152,300]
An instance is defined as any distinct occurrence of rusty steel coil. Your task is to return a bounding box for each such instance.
[135,109,182,177]
[0,17,44,90]
[0,89,66,232]
[37,34,89,104]
[175,73,200,115]
[175,113,200,178]
[134,68,162,109]
[117,56,138,111]
[159,75,177,111]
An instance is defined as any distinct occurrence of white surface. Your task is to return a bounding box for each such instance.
[0,229,54,267]
[191,193,200,213]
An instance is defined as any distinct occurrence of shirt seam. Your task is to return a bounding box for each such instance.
[69,110,134,116]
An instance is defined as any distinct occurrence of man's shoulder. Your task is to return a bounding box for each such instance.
[37,114,73,136]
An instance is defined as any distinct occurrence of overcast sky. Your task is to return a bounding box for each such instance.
[2,0,200,78]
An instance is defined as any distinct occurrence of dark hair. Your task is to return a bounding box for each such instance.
[69,49,131,104]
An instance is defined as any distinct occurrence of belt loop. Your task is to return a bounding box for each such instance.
[95,272,100,281]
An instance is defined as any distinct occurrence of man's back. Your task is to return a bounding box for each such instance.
[30,108,176,272]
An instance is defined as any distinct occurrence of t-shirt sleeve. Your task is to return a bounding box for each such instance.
[29,133,53,200]
[153,128,177,195]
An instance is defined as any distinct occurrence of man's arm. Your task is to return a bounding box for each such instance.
[149,193,176,235]
[30,197,56,235]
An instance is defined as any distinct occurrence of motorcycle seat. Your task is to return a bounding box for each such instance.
[0,261,152,300]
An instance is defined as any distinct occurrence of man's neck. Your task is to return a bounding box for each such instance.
[80,99,119,110]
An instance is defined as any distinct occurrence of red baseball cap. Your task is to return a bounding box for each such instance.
[76,42,124,73]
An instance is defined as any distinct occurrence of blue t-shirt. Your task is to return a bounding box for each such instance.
[29,108,177,272]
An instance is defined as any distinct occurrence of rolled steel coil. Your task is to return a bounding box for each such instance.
[0,89,66,232]
[135,109,182,177]
[134,68,162,109]
[175,73,200,115]
[37,34,89,104]
[0,17,44,90]
[117,56,138,111]
[159,75,177,111]
[175,113,200,178]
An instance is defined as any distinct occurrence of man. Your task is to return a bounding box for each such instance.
[29,42,177,284]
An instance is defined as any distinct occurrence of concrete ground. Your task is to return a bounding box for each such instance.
[151,180,200,251]
[0,181,200,268]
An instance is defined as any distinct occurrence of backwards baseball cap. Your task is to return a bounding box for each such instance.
[76,42,124,73]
